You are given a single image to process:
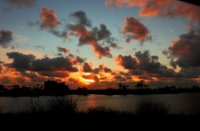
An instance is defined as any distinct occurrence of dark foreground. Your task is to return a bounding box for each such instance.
[0,98,199,130]
[1,112,199,130]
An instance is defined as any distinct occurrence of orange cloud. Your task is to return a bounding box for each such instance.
[106,0,148,7]
[171,2,200,21]
[106,0,200,22]
[40,8,59,29]
[5,0,35,8]
[122,17,151,43]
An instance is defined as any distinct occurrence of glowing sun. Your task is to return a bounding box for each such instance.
[83,79,95,85]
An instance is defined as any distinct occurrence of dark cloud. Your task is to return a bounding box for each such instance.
[40,8,59,29]
[115,55,137,70]
[57,47,71,54]
[93,65,112,74]
[92,24,121,49]
[122,17,151,43]
[75,56,85,63]
[115,50,175,77]
[109,43,122,49]
[92,24,111,41]
[68,24,112,58]
[112,71,132,81]
[31,57,78,72]
[5,0,35,8]
[81,63,112,74]
[113,74,127,81]
[38,71,69,78]
[99,64,112,73]
[134,51,161,73]
[70,56,85,65]
[178,67,200,78]
[6,52,35,71]
[166,25,200,69]
[70,11,91,27]
[50,29,69,39]
[82,74,99,82]
[0,30,13,48]
[67,10,118,58]
[81,62,93,72]
[34,10,118,58]
[6,51,87,78]
[30,10,117,59]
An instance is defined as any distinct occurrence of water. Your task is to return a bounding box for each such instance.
[0,93,200,114]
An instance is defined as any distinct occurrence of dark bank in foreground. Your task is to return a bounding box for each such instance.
[0,97,199,130]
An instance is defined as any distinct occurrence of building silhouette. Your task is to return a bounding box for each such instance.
[44,80,69,94]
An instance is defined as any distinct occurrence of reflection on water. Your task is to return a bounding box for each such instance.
[0,93,200,114]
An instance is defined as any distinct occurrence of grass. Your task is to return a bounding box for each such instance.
[0,97,199,130]
[135,100,169,116]
[23,97,77,114]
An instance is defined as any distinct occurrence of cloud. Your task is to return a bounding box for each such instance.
[178,67,200,78]
[50,29,69,39]
[106,0,200,22]
[6,51,87,78]
[106,0,148,7]
[81,62,93,72]
[115,50,175,77]
[165,25,200,68]
[37,71,69,78]
[115,54,138,70]
[31,57,78,72]
[82,74,99,82]
[68,24,112,58]
[69,56,85,65]
[31,10,117,59]
[122,17,151,43]
[6,52,35,71]
[5,0,35,8]
[92,25,121,48]
[92,24,111,41]
[81,63,112,74]
[93,64,112,73]
[0,30,13,48]
[112,71,132,81]
[109,43,122,49]
[67,10,117,58]
[70,11,91,27]
[0,65,3,73]
[57,47,71,54]
[35,10,117,58]
[40,8,59,29]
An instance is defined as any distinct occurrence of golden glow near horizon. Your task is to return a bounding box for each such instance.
[0,0,200,88]
[84,79,95,85]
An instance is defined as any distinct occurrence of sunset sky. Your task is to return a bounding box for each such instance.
[0,0,200,89]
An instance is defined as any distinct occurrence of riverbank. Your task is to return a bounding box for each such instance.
[0,87,200,96]
[1,108,199,130]
[0,98,199,130]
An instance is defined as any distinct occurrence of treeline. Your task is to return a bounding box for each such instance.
[0,83,200,96]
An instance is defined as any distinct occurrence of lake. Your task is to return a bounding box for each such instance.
[0,93,200,114]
